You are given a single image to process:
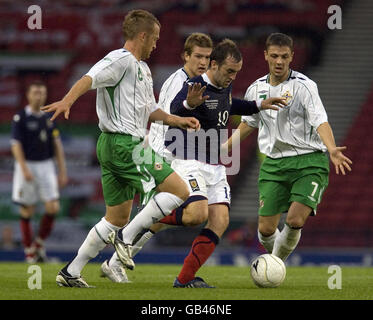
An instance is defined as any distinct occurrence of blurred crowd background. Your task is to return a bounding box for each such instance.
[1,0,373,265]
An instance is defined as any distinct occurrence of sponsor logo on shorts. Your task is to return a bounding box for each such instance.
[188,178,200,192]
[259,199,264,208]
[154,163,163,171]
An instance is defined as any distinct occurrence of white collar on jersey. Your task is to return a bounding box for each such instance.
[25,105,44,117]
[202,73,223,90]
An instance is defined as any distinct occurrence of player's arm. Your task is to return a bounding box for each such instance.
[316,122,352,175]
[230,97,287,115]
[42,55,129,120]
[222,121,257,153]
[11,142,33,181]
[41,75,92,121]
[10,114,33,181]
[170,82,209,116]
[52,129,68,188]
[149,108,200,131]
[303,80,352,175]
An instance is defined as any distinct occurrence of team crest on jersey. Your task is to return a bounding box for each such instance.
[154,163,162,171]
[281,90,292,104]
[188,178,200,192]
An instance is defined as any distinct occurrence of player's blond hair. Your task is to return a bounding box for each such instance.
[183,33,213,60]
[122,9,160,41]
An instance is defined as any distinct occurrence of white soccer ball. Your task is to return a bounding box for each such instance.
[250,254,286,288]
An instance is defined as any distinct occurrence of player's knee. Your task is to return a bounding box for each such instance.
[45,201,60,214]
[286,215,305,229]
[20,206,34,219]
[258,222,277,237]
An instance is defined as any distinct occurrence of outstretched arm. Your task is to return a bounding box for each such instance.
[41,75,93,120]
[222,121,257,153]
[317,122,352,175]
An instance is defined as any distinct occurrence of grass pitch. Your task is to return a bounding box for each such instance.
[0,262,372,300]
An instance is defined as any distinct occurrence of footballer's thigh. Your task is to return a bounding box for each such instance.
[156,171,189,202]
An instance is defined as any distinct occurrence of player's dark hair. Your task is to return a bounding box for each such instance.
[183,33,213,57]
[210,39,242,66]
[265,33,294,51]
[122,9,160,41]
[26,81,47,94]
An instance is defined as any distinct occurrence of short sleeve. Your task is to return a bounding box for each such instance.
[86,54,131,89]
[301,80,328,128]
[241,84,260,128]
[11,113,23,143]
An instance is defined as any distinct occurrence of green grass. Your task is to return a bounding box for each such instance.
[0,262,372,300]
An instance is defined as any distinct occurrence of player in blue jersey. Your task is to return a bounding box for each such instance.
[112,39,286,287]
[11,82,68,263]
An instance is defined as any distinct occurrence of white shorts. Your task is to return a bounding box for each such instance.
[171,159,231,206]
[12,159,59,206]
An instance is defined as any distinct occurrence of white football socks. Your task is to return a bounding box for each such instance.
[258,228,280,253]
[272,224,302,261]
[67,217,121,277]
[120,192,184,245]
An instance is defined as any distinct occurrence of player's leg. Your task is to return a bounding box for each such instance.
[175,203,228,288]
[57,133,136,286]
[19,205,36,262]
[31,160,60,261]
[272,202,311,261]
[272,152,329,261]
[174,169,230,288]
[256,156,291,255]
[119,171,189,246]
[12,161,38,262]
[257,214,282,253]
[31,200,59,262]
[121,162,209,263]
[128,199,208,260]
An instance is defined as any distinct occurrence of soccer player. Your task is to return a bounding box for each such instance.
[111,38,287,288]
[11,82,68,263]
[42,9,200,288]
[225,33,352,261]
[102,32,213,282]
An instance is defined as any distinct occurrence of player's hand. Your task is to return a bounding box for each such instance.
[329,146,352,175]
[260,97,287,111]
[22,167,34,181]
[58,172,69,188]
[41,99,72,121]
[186,83,209,109]
[176,116,200,131]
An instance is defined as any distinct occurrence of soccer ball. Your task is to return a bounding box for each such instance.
[250,254,286,288]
